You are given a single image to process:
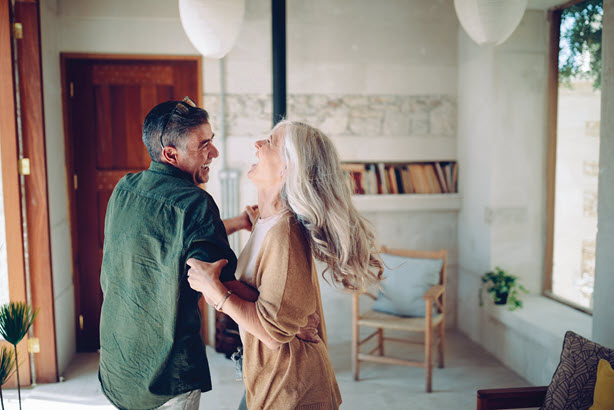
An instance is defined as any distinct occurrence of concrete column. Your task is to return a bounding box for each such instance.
[593,0,614,347]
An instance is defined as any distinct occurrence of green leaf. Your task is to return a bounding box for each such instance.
[0,346,15,386]
[0,302,39,346]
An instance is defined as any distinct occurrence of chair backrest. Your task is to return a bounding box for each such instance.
[379,246,447,287]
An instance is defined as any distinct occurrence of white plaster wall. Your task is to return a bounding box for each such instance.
[593,0,614,348]
[456,10,562,385]
[41,0,459,356]
[39,0,75,376]
[456,29,494,341]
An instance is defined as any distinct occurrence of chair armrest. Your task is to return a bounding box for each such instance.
[423,284,445,300]
[476,386,548,410]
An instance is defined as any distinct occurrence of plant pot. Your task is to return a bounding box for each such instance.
[494,293,508,305]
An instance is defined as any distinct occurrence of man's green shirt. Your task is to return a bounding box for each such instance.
[99,161,237,409]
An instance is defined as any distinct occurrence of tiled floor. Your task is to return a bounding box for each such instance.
[3,330,530,409]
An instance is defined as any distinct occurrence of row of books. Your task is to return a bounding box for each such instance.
[341,162,458,195]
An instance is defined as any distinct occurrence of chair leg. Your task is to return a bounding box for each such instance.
[438,320,445,369]
[377,328,384,356]
[425,302,433,393]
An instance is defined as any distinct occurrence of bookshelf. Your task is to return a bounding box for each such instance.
[336,136,460,213]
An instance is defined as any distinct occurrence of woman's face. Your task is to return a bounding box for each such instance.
[247,127,285,189]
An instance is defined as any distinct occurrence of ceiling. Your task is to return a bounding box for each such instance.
[527,0,575,10]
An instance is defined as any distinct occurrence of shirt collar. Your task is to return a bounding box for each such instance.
[148,161,194,183]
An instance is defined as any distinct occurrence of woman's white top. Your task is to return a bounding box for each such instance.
[236,213,283,283]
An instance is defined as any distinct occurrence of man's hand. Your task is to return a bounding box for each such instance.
[238,205,258,232]
[186,258,229,306]
[296,312,322,343]
[223,205,258,235]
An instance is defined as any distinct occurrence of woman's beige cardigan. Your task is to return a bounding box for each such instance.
[241,213,342,410]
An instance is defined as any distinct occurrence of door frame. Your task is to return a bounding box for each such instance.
[60,53,203,349]
[2,0,61,385]
[0,0,31,387]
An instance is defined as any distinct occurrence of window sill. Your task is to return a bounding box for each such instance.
[485,295,592,352]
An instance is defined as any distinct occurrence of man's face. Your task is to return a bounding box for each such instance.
[175,122,218,185]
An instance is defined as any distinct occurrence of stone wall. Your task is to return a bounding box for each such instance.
[204,93,456,138]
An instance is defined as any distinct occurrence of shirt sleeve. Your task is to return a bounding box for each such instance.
[184,194,237,283]
[254,219,317,344]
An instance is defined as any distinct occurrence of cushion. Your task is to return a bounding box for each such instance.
[589,359,614,410]
[541,331,614,410]
[372,253,442,317]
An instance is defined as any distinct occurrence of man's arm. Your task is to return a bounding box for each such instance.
[223,205,258,236]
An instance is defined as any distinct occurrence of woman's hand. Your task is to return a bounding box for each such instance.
[186,258,229,306]
[296,312,322,343]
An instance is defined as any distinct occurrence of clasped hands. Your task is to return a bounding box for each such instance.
[186,258,321,343]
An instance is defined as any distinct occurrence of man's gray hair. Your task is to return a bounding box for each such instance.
[143,100,209,161]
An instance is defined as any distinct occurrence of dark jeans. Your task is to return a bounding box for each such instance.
[238,391,247,410]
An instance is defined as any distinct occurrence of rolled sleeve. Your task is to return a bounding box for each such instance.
[254,219,316,344]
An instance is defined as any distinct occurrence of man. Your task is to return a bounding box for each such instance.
[99,98,254,409]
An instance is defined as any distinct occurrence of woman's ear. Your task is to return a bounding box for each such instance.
[161,146,179,165]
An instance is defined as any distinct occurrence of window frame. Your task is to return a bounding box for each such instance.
[544,0,598,315]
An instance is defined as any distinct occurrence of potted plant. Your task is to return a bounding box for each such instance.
[479,267,528,311]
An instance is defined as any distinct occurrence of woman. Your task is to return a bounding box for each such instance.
[187,120,383,409]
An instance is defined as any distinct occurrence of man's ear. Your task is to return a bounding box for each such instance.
[160,146,179,165]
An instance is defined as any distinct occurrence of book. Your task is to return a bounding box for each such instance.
[452,162,458,193]
[434,162,448,193]
[424,164,442,194]
[341,163,366,173]
[352,171,365,194]
[401,166,413,194]
[444,163,453,194]
[387,166,399,194]
[394,166,405,194]
[377,163,389,194]
[408,164,428,193]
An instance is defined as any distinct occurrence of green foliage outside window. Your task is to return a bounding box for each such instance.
[559,0,603,90]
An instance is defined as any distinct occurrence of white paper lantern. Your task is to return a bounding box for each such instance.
[454,0,528,46]
[178,0,245,58]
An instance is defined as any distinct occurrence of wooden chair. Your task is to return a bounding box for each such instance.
[352,246,447,392]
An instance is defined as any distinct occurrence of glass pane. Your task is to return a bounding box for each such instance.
[551,0,602,310]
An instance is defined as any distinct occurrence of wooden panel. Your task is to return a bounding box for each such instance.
[109,85,128,168]
[14,0,57,382]
[72,61,101,351]
[95,85,113,169]
[123,85,145,168]
[0,0,31,388]
[140,85,158,161]
[92,64,174,85]
[97,191,112,252]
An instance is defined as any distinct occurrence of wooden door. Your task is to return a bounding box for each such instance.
[63,56,201,351]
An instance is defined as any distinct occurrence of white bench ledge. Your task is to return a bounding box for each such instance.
[486,295,592,355]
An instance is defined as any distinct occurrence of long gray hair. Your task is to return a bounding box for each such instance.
[274,120,383,291]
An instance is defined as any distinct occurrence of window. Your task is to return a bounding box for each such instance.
[545,0,603,312]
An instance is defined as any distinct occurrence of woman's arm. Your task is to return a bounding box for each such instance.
[187,258,281,350]
[219,294,282,350]
[224,280,259,302]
